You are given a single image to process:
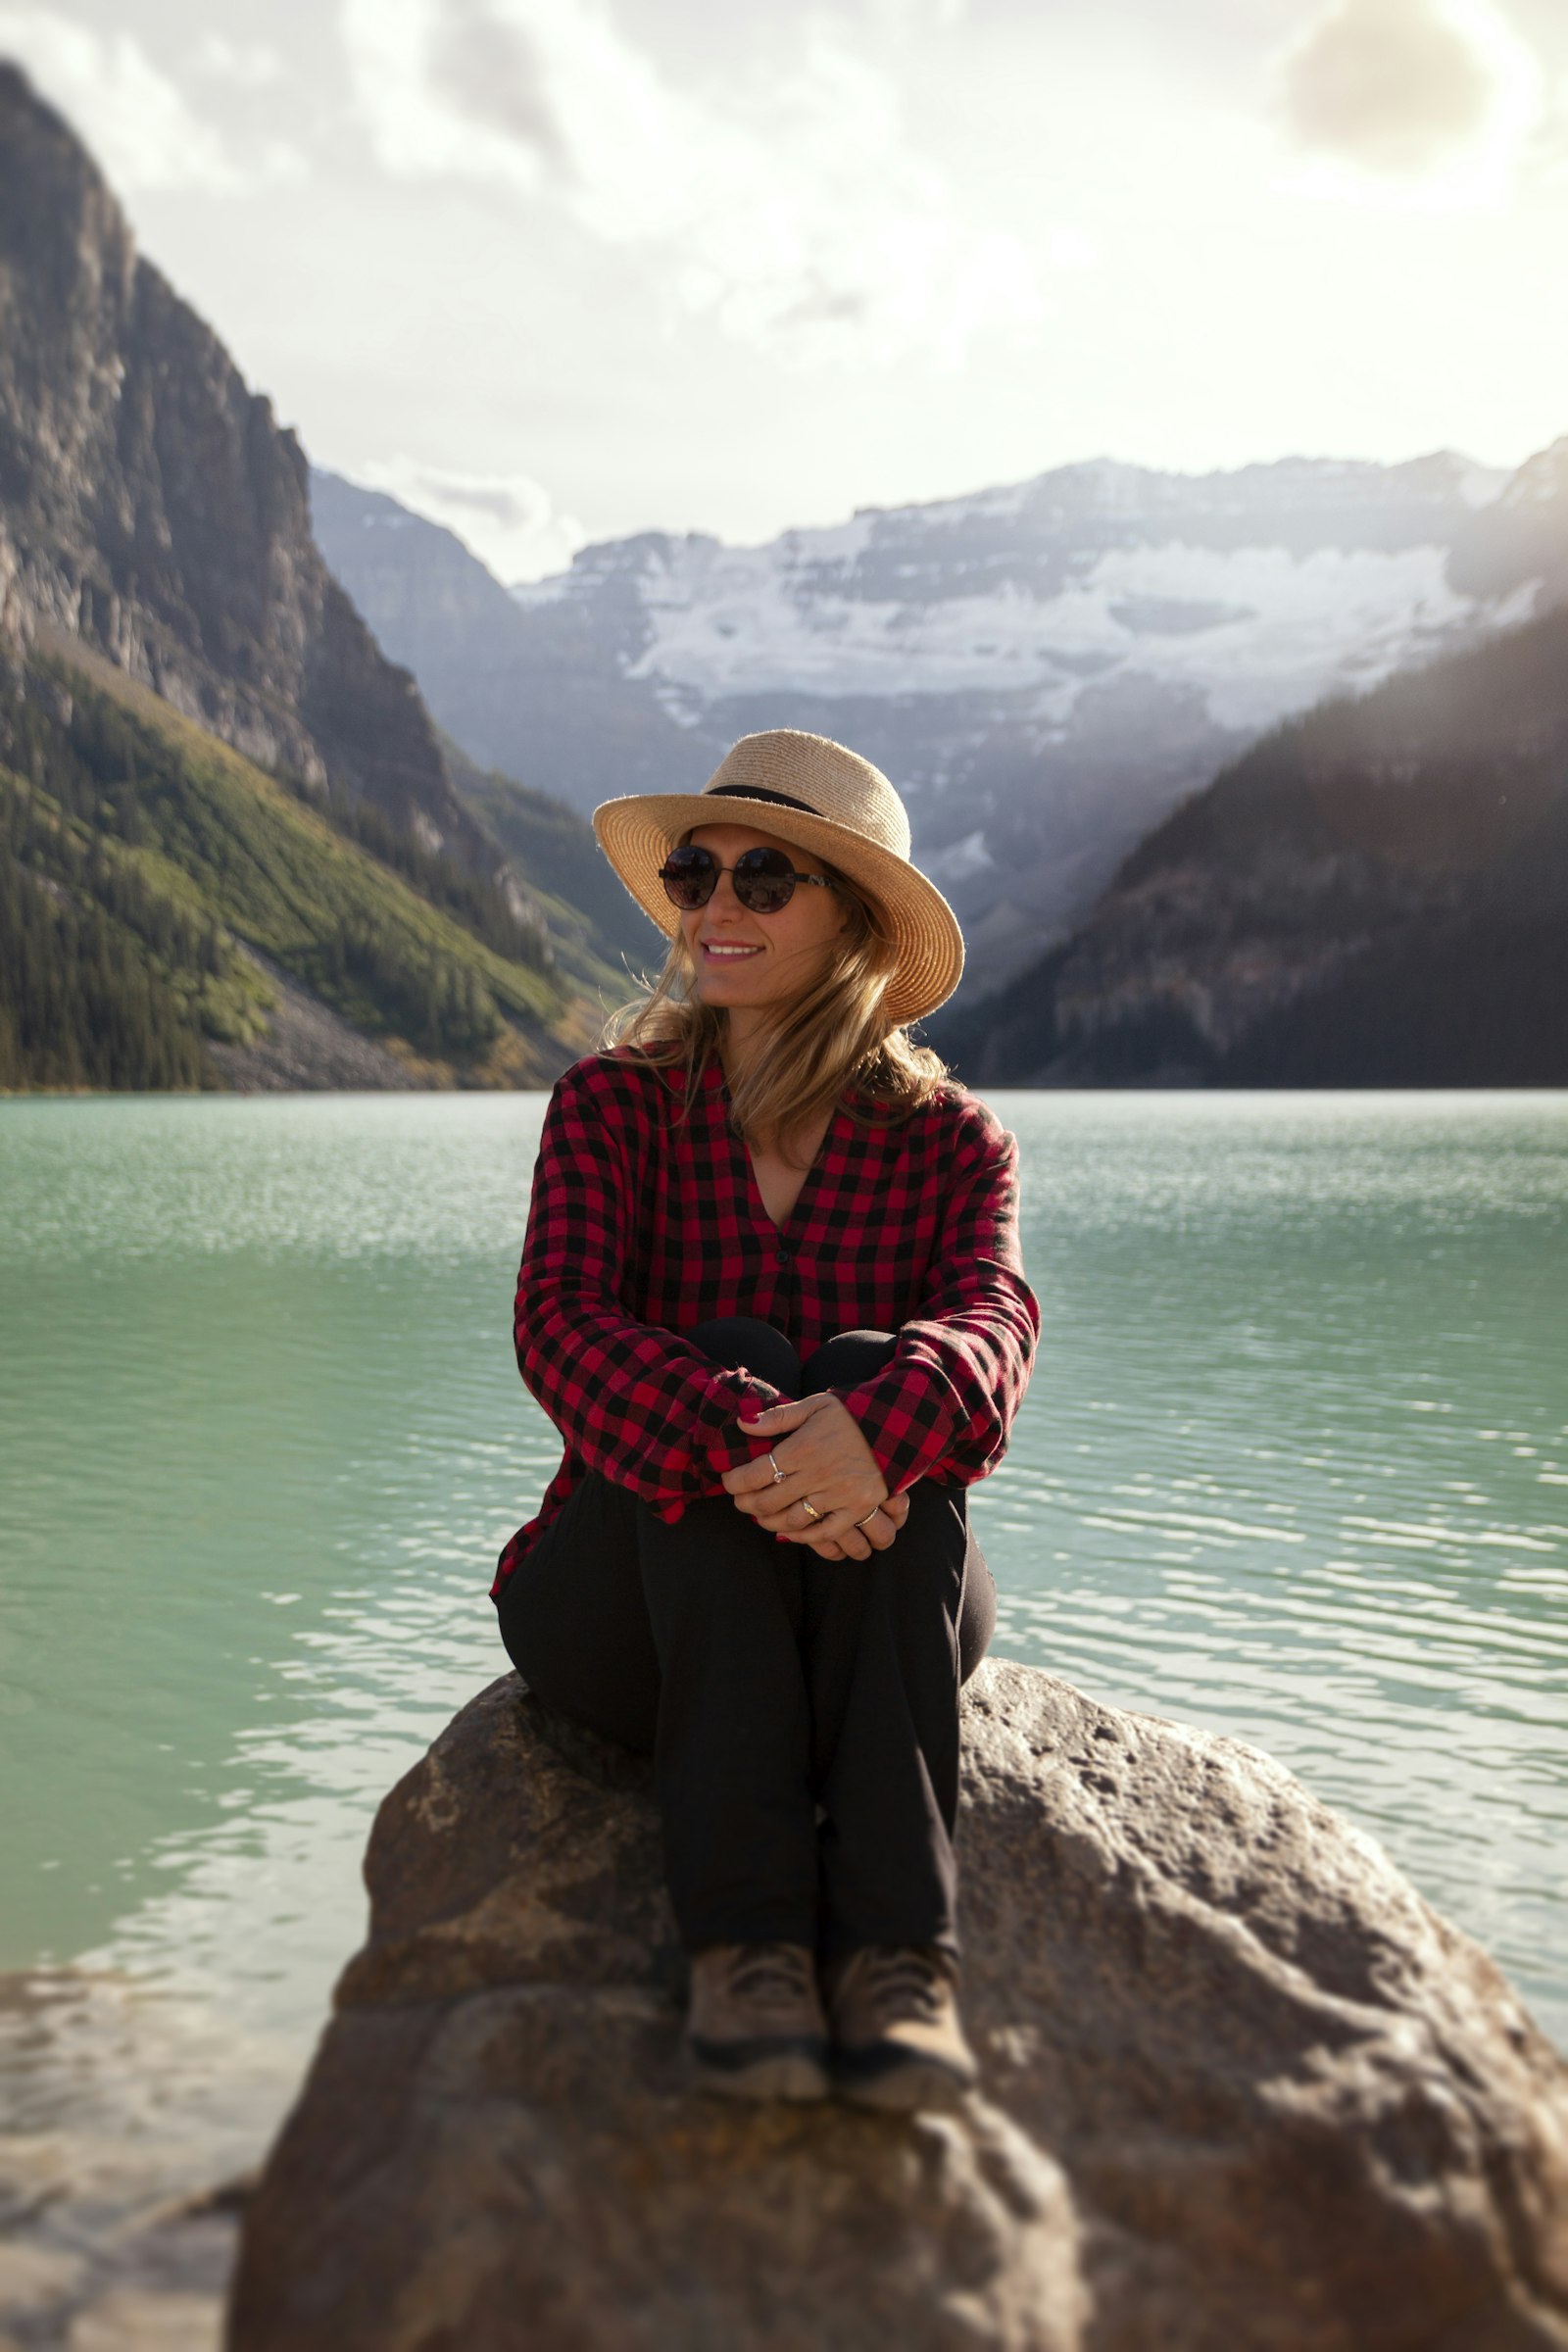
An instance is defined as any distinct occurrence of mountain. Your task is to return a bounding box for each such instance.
[0,62,495,872]
[306,470,547,810]
[0,637,602,1091]
[441,741,662,987]
[929,597,1568,1088]
[1447,436,1568,610]
[0,63,627,1091]
[303,475,662,985]
[311,448,1568,1001]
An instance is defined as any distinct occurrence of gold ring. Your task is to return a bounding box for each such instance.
[800,1495,822,1523]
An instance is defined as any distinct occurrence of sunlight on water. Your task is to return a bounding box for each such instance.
[2,1090,1565,2222]
[985,1092,1568,2042]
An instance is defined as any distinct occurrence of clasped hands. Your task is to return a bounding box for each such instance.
[720,1393,910,1561]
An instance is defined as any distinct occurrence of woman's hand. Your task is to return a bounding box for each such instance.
[722,1393,904,1558]
[793,1488,912,1561]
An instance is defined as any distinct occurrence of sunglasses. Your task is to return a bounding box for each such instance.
[658,844,837,916]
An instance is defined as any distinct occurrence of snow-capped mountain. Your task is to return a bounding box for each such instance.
[316,447,1564,997]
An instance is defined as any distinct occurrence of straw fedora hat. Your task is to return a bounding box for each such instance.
[592,729,964,1028]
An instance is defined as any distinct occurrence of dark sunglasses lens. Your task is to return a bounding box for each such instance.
[659,847,716,908]
[732,849,798,912]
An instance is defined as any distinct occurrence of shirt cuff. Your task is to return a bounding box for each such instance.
[831,1375,963,1497]
[695,1363,787,1481]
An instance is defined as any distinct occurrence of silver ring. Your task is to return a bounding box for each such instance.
[854,1507,880,1528]
[767,1452,786,1485]
[800,1495,823,1523]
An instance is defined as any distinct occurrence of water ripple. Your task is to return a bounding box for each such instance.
[0,1089,1564,2211]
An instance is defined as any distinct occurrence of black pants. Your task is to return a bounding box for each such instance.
[496,1318,994,1963]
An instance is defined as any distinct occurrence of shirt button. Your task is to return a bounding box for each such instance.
[776,1246,792,1265]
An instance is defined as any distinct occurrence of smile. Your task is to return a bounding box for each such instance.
[700,943,763,960]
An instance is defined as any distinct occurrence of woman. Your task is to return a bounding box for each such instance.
[492,728,1039,2113]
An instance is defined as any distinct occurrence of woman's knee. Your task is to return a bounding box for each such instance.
[495,1476,661,1750]
[871,1483,992,1682]
[801,1327,898,1388]
[688,1315,801,1394]
[500,1558,662,1753]
[958,1557,995,1685]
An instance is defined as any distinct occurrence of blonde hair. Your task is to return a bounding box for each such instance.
[599,858,952,1160]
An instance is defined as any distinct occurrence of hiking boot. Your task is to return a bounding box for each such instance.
[685,1940,830,2102]
[827,1945,978,2111]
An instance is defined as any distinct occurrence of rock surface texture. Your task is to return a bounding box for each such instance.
[228,1663,1568,2352]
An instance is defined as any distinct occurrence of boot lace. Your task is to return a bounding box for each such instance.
[858,1946,947,2023]
[726,1942,813,2009]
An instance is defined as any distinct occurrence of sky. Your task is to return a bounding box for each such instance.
[4,0,1567,579]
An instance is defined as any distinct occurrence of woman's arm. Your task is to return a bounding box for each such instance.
[726,1098,1040,1542]
[514,1062,783,1518]
[827,1101,1039,1496]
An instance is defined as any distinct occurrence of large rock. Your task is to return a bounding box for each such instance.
[226,1664,1568,2351]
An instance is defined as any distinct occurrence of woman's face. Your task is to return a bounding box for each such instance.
[677,821,850,1018]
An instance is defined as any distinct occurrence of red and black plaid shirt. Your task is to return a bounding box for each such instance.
[492,1047,1040,1595]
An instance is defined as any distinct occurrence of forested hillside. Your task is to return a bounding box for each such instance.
[933,599,1568,1088]
[443,740,662,989]
[0,650,603,1092]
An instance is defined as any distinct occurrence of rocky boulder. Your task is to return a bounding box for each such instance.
[227,1663,1568,2351]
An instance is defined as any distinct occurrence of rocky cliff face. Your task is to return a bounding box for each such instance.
[0,65,491,870]
[1449,437,1568,612]
[308,470,661,973]
[309,469,556,797]
[227,1664,1568,2350]
[311,443,1568,1000]
[311,467,711,858]
[937,596,1568,1088]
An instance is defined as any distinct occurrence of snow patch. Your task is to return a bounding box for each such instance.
[923,829,995,884]
[625,535,1482,737]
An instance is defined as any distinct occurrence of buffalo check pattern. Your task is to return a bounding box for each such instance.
[492,1047,1041,1595]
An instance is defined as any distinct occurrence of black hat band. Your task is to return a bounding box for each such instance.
[706,785,821,816]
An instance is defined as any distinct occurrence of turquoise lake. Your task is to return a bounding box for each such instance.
[2,1090,1565,2222]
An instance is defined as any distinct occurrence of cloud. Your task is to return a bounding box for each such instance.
[0,9,305,191]
[190,35,287,91]
[354,457,587,582]
[338,0,1043,368]
[425,0,567,168]
[1278,0,1544,189]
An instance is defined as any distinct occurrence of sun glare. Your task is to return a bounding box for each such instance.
[1274,0,1544,214]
